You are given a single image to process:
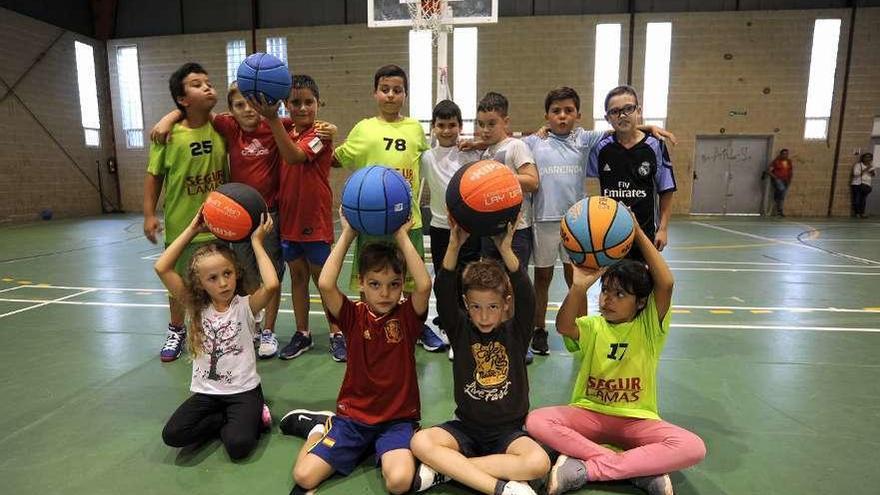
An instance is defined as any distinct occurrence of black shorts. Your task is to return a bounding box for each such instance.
[437,420,527,457]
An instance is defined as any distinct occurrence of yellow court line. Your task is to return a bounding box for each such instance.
[709,309,734,314]
[17,280,32,285]
[863,307,880,312]
[2,278,14,282]
[750,310,773,314]
[671,309,691,314]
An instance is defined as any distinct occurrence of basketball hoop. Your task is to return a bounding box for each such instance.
[407,0,452,45]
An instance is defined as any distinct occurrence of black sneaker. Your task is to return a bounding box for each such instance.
[279,409,335,438]
[531,327,550,355]
[329,333,347,362]
[279,332,313,360]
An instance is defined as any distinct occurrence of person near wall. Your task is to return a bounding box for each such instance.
[851,152,876,219]
[767,149,793,217]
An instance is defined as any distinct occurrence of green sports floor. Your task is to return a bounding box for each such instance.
[1,215,878,495]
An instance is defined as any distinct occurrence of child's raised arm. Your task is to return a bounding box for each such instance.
[154,208,208,301]
[394,219,431,317]
[556,266,605,340]
[317,208,357,319]
[631,212,674,322]
[247,213,281,316]
[248,95,311,165]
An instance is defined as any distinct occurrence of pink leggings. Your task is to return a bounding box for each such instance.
[526,406,705,481]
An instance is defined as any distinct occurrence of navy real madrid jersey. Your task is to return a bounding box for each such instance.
[587,134,676,239]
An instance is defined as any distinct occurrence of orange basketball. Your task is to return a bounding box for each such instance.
[202,183,266,242]
[446,160,522,236]
[560,196,634,269]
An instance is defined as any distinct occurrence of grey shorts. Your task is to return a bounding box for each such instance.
[230,210,285,291]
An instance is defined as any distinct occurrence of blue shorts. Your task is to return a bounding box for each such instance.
[437,420,527,457]
[281,240,331,265]
[307,416,417,476]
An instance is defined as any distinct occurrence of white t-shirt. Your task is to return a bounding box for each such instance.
[422,145,481,229]
[851,161,876,187]
[190,295,261,395]
[482,137,536,230]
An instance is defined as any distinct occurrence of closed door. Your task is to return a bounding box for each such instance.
[691,137,770,214]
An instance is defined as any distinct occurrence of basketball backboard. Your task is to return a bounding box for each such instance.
[367,0,498,28]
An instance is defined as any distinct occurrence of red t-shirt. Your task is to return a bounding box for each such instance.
[329,296,426,425]
[769,158,793,183]
[212,114,292,209]
[278,125,334,243]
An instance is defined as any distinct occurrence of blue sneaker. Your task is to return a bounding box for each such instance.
[160,324,186,362]
[420,324,445,352]
[329,333,347,362]
[525,348,534,365]
[279,332,312,360]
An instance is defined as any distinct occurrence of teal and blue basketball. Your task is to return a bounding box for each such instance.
[560,196,635,269]
[341,166,412,236]
[236,53,291,104]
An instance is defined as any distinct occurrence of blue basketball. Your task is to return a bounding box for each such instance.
[560,196,635,269]
[341,166,412,236]
[236,53,291,104]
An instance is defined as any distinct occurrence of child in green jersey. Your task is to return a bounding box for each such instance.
[144,62,228,363]
[525,215,705,495]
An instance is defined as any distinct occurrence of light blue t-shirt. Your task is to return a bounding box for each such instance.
[524,128,604,221]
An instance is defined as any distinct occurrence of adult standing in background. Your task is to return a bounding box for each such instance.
[851,152,876,218]
[767,149,793,217]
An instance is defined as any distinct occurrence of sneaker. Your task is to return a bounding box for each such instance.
[525,348,534,365]
[448,346,454,361]
[279,409,335,438]
[412,462,450,492]
[261,403,272,431]
[258,330,279,358]
[436,328,450,346]
[421,324,445,352]
[279,332,313,360]
[501,480,537,495]
[289,485,315,495]
[329,333,347,362]
[547,455,587,495]
[630,473,674,495]
[160,325,186,362]
[531,327,550,355]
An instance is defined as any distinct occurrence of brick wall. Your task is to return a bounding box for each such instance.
[103,7,878,218]
[0,7,115,223]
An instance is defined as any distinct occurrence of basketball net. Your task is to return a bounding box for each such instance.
[407,0,453,44]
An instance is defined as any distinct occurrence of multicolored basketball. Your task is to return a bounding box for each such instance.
[446,160,522,236]
[236,53,292,104]
[203,183,266,242]
[341,166,412,236]
[561,196,635,269]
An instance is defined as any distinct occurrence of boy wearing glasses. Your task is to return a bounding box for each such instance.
[588,85,677,257]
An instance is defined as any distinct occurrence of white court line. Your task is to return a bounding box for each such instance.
[666,260,880,269]
[140,253,161,260]
[0,289,95,319]
[0,285,24,294]
[671,267,880,276]
[0,297,875,334]
[691,221,880,266]
[669,323,880,333]
[2,289,878,314]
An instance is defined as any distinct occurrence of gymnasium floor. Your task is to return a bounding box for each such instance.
[1,214,878,495]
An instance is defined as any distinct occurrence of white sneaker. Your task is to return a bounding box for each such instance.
[412,463,450,492]
[258,330,278,358]
[448,346,454,361]
[501,480,536,495]
[630,473,674,495]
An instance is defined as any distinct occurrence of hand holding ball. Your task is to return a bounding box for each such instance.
[203,183,267,242]
[561,197,635,269]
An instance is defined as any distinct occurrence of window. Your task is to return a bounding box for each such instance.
[804,19,841,140]
[593,23,621,131]
[453,27,478,137]
[266,37,289,117]
[408,30,433,133]
[74,41,100,147]
[226,40,246,85]
[115,45,144,149]
[643,22,672,130]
